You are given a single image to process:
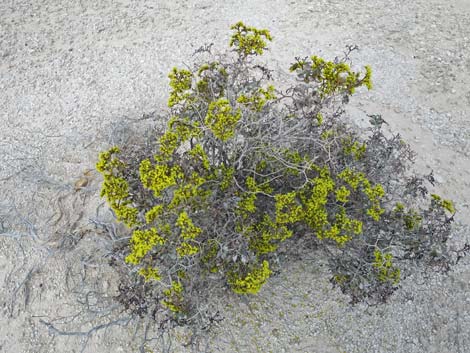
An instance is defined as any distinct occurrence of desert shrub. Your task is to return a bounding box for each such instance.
[96,21,456,330]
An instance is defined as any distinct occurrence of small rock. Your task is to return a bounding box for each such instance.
[74,177,88,190]
[433,173,445,184]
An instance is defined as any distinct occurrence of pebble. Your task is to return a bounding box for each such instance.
[433,173,445,184]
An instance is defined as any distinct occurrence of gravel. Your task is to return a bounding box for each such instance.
[1,0,469,352]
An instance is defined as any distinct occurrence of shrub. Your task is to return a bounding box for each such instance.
[96,21,456,329]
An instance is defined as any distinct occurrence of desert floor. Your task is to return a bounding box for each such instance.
[1,0,470,352]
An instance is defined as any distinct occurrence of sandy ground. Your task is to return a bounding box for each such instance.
[1,0,470,352]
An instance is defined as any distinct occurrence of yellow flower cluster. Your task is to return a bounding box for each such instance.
[229,21,272,56]
[96,147,138,227]
[335,186,351,203]
[162,281,185,313]
[274,192,303,224]
[342,137,367,160]
[302,168,335,231]
[338,168,385,221]
[372,249,400,284]
[188,144,210,170]
[196,61,228,101]
[176,242,199,257]
[319,207,362,246]
[138,267,162,282]
[176,211,202,240]
[219,165,234,191]
[247,215,293,254]
[431,194,455,213]
[237,176,273,218]
[289,56,373,97]
[228,260,272,294]
[139,159,183,197]
[125,228,166,265]
[205,98,241,141]
[169,171,210,209]
[237,85,276,112]
[168,67,193,107]
[145,204,164,224]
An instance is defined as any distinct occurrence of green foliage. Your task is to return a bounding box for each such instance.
[162,280,185,313]
[96,22,457,327]
[229,21,273,56]
[205,98,242,141]
[228,260,272,294]
[237,85,276,112]
[139,266,162,282]
[431,194,456,213]
[96,147,139,227]
[342,137,367,160]
[126,228,166,265]
[289,55,372,98]
[168,68,193,107]
[373,249,401,284]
